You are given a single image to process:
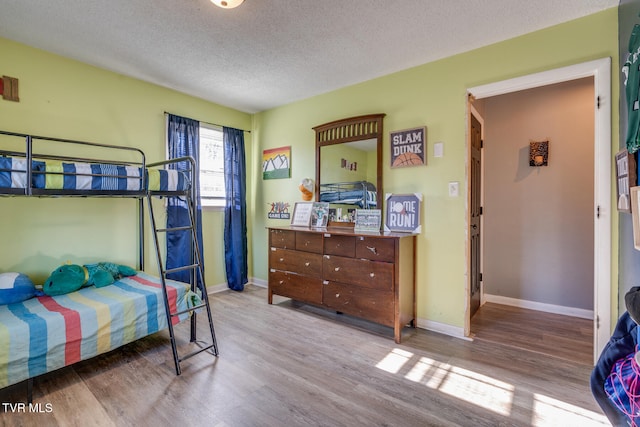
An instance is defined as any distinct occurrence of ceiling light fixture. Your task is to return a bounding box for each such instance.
[211,0,244,9]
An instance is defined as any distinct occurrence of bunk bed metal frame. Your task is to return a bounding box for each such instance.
[0,129,218,395]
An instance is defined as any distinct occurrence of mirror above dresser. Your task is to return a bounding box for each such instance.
[313,114,385,224]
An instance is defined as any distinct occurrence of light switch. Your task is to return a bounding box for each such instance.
[434,142,443,158]
[448,181,459,197]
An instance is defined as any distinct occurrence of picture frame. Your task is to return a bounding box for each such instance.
[310,202,329,228]
[262,146,291,180]
[632,187,640,250]
[616,149,637,213]
[384,193,422,233]
[290,202,313,227]
[354,209,382,232]
[390,126,426,168]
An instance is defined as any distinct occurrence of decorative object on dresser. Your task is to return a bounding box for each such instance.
[385,193,423,233]
[268,226,416,343]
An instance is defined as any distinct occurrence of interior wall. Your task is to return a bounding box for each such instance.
[483,78,595,310]
[0,37,252,287]
[252,9,618,331]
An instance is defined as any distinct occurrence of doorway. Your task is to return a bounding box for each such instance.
[465,58,612,363]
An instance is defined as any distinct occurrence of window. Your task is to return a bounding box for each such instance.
[199,124,225,207]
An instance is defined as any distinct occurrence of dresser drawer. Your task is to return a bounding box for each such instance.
[295,231,323,254]
[355,237,395,262]
[323,234,355,257]
[322,282,394,326]
[269,248,322,278]
[323,255,393,290]
[269,270,322,304]
[269,229,296,249]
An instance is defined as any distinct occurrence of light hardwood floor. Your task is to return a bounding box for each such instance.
[0,286,608,426]
[471,302,593,366]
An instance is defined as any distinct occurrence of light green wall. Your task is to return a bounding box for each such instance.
[320,144,374,184]
[0,37,252,287]
[253,9,619,329]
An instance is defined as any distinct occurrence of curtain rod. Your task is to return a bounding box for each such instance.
[164,111,251,133]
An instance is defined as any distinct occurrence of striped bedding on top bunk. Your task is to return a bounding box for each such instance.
[0,157,189,192]
[0,272,191,389]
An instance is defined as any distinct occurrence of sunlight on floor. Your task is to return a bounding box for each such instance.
[375,348,609,425]
[532,393,609,426]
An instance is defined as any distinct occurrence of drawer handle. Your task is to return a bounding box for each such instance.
[335,267,340,272]
[305,262,310,266]
[366,246,378,255]
[279,280,284,284]
[370,272,375,278]
[279,258,284,262]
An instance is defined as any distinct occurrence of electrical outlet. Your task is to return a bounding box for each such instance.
[448,181,459,197]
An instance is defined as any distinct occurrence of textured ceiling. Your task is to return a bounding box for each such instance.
[0,0,619,113]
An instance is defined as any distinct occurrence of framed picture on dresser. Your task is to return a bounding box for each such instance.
[290,202,313,227]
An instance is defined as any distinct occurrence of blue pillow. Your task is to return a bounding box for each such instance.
[0,273,37,305]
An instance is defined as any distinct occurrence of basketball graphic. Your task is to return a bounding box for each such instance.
[392,152,423,167]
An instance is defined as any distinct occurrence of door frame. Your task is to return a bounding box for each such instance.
[465,57,612,361]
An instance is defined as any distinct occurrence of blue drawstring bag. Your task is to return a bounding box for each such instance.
[605,327,640,426]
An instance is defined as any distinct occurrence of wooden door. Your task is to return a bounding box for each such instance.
[470,114,482,318]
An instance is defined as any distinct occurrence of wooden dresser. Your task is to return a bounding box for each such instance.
[268,226,416,343]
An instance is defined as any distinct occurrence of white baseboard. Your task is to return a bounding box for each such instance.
[250,277,268,288]
[484,294,593,320]
[206,276,268,295]
[416,318,470,341]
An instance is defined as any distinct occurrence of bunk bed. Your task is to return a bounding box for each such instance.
[319,181,377,209]
[0,130,218,397]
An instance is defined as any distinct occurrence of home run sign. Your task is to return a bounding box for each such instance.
[390,126,426,168]
[384,193,422,233]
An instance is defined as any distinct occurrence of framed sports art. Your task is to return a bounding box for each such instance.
[384,193,422,233]
[390,126,426,168]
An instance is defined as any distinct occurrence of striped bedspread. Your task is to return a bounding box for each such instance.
[0,272,191,389]
[0,157,190,192]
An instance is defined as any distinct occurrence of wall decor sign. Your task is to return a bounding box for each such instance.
[616,149,637,213]
[390,126,426,168]
[384,193,422,233]
[262,146,291,180]
[267,201,291,219]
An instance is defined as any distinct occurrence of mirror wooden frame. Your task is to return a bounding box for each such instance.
[313,114,386,212]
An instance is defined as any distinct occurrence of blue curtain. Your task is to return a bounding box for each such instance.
[223,126,247,291]
[166,114,204,286]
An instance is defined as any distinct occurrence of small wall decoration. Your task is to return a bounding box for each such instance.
[0,76,19,102]
[354,209,382,232]
[263,146,291,180]
[529,140,549,166]
[267,201,290,220]
[616,149,637,213]
[341,158,358,171]
[384,193,422,233]
[390,126,426,168]
[291,202,313,227]
[631,187,640,250]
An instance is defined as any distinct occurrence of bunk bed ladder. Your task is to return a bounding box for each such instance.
[146,194,219,375]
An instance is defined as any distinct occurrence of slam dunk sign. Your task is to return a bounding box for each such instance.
[384,193,422,233]
[390,126,426,168]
